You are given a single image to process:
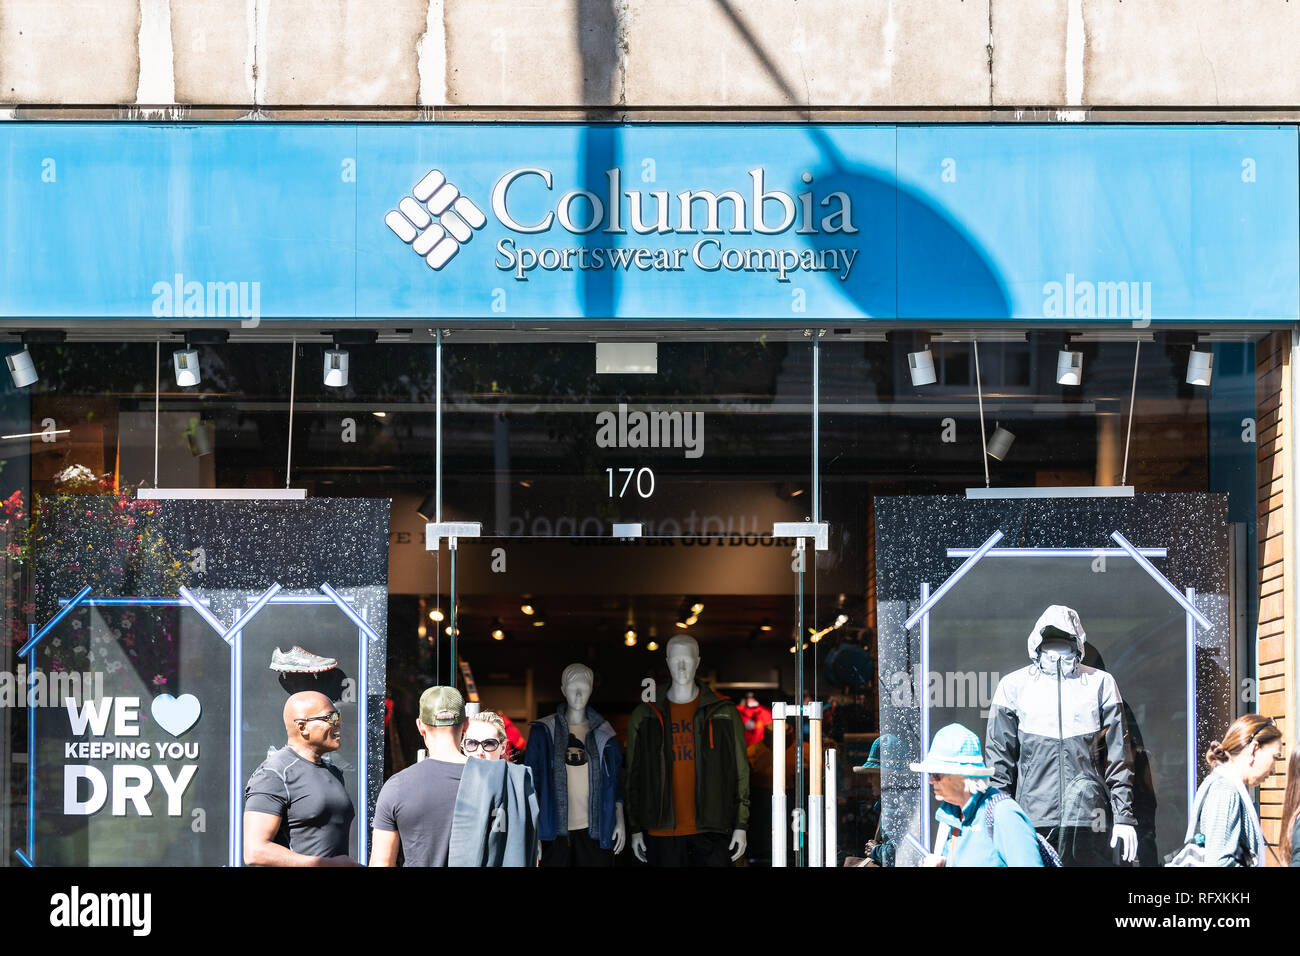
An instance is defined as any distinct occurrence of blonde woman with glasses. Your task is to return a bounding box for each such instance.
[464,711,510,761]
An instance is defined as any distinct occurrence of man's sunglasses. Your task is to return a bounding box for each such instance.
[463,737,502,753]
[298,712,341,727]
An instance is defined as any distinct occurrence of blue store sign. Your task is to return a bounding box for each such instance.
[0,124,1295,323]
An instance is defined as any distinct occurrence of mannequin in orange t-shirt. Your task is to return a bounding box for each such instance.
[648,694,700,837]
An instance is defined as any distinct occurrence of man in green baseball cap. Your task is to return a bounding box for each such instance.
[419,685,467,727]
[370,686,468,866]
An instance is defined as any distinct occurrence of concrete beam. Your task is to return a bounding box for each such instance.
[0,0,141,104]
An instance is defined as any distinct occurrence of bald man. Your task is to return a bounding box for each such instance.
[243,691,359,866]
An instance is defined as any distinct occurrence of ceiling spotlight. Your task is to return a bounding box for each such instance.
[646,640,659,651]
[444,625,459,637]
[987,424,1015,461]
[521,602,535,615]
[1056,348,1083,386]
[624,628,638,647]
[491,620,505,641]
[6,348,38,388]
[1187,349,1214,387]
[759,618,773,632]
[907,346,937,387]
[172,347,201,387]
[690,601,705,615]
[834,613,849,628]
[429,606,444,622]
[372,410,387,419]
[685,614,699,627]
[324,348,349,388]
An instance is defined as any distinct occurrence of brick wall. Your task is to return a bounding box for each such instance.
[1256,331,1292,860]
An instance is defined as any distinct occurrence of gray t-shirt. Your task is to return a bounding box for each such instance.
[244,746,355,859]
[373,758,464,866]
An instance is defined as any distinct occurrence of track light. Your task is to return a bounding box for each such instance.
[907,347,937,387]
[324,348,349,388]
[987,425,1015,461]
[521,600,535,616]
[1186,349,1213,387]
[1056,348,1083,386]
[169,331,226,389]
[646,640,659,651]
[690,601,704,615]
[624,628,637,647]
[173,347,201,387]
[6,348,38,388]
[491,619,505,641]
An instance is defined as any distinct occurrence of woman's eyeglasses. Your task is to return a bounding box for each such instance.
[463,737,502,753]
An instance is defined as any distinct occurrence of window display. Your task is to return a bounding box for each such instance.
[875,493,1232,866]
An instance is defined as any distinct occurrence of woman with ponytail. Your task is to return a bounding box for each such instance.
[1187,714,1283,866]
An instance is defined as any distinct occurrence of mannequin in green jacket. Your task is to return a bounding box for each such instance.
[625,635,749,865]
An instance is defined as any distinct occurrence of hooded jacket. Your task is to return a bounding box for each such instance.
[984,606,1136,830]
[524,704,623,849]
[624,681,750,835]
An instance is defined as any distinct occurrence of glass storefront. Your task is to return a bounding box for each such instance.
[0,330,1266,866]
[1,120,1293,868]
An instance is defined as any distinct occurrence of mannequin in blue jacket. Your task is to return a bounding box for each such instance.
[525,663,627,865]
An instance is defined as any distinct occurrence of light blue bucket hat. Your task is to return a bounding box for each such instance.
[908,723,993,778]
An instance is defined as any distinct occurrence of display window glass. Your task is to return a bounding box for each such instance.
[0,333,1268,866]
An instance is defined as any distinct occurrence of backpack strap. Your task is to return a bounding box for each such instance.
[1184,774,1219,845]
[983,791,1009,839]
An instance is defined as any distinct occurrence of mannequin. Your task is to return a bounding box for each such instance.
[625,635,749,866]
[737,691,774,748]
[524,663,626,866]
[985,605,1138,865]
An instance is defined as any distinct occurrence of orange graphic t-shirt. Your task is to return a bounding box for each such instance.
[649,696,699,837]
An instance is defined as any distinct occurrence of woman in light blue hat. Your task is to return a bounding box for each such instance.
[911,723,1045,867]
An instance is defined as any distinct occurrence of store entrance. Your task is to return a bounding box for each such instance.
[381,333,876,866]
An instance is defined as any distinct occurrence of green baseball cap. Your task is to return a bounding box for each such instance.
[419,686,465,727]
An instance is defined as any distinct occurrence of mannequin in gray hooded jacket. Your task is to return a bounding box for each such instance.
[985,606,1138,865]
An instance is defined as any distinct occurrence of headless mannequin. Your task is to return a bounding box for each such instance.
[631,641,747,863]
[562,672,627,854]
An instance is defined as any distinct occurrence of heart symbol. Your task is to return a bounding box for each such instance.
[151,693,201,737]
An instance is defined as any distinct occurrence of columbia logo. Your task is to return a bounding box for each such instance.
[385,169,487,270]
